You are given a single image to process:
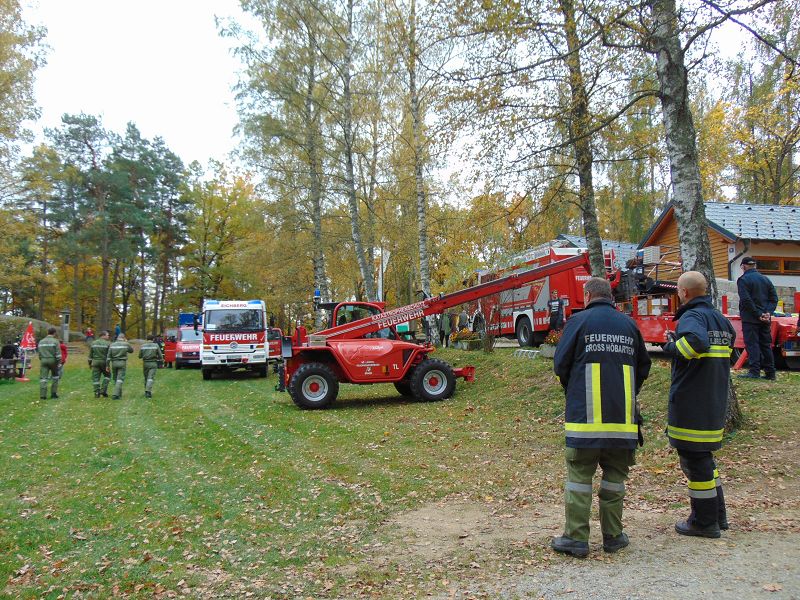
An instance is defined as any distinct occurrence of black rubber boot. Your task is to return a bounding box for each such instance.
[675,519,720,538]
[717,486,729,530]
[737,372,760,379]
[602,532,629,553]
[551,536,589,558]
[145,391,152,399]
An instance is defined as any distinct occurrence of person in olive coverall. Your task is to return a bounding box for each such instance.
[138,335,163,398]
[106,333,133,399]
[88,330,111,397]
[37,327,61,399]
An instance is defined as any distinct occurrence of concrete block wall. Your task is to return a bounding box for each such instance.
[717,278,797,315]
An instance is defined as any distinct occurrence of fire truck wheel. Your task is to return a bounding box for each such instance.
[394,381,413,396]
[410,359,455,402]
[202,368,212,381]
[289,362,339,409]
[175,362,182,370]
[258,364,268,377]
[516,316,533,347]
[393,367,416,397]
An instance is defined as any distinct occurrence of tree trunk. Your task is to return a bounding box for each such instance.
[110,258,121,333]
[305,26,330,328]
[99,253,111,331]
[649,0,737,429]
[649,0,716,297]
[37,197,48,321]
[72,262,81,332]
[139,245,147,339]
[409,0,439,344]
[342,0,376,301]
[559,0,606,277]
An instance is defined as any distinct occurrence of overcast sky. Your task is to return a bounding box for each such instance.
[23,0,248,167]
[21,1,749,178]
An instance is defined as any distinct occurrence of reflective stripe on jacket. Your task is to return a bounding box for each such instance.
[663,295,736,451]
[89,339,111,364]
[554,300,652,449]
[107,341,133,364]
[37,336,61,364]
[138,342,163,365]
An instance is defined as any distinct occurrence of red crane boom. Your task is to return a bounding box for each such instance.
[316,252,591,340]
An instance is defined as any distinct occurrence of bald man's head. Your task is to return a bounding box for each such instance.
[677,271,708,303]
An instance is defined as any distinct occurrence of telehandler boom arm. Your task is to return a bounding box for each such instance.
[317,253,591,340]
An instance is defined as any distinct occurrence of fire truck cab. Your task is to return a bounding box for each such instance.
[200,299,268,380]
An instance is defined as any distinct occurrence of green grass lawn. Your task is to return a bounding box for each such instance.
[1,347,798,598]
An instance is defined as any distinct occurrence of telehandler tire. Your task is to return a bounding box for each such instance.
[410,359,455,402]
[393,367,416,397]
[289,362,339,409]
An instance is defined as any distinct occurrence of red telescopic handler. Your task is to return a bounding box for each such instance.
[277,253,591,409]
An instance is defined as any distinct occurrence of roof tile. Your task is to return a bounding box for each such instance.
[704,202,800,241]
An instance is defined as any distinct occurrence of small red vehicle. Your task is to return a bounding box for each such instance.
[162,327,178,368]
[267,327,283,364]
[163,326,203,369]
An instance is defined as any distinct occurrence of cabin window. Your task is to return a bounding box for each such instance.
[753,256,800,275]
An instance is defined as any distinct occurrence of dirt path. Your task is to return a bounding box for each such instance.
[367,499,800,599]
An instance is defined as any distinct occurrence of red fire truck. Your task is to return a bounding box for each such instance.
[469,241,800,370]
[466,244,598,346]
[200,299,269,379]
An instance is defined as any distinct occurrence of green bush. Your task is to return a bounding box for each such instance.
[0,315,56,344]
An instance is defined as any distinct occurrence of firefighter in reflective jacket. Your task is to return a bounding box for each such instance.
[552,277,651,557]
[663,271,735,538]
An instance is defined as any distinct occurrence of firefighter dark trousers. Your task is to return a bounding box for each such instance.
[39,360,59,398]
[742,321,774,377]
[91,364,109,395]
[678,449,727,528]
[111,364,127,398]
[564,447,635,542]
[143,364,157,394]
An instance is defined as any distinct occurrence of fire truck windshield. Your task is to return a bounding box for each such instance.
[204,309,264,332]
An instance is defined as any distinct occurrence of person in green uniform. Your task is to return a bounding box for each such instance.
[37,327,61,400]
[88,330,111,398]
[106,333,133,399]
[138,335,163,398]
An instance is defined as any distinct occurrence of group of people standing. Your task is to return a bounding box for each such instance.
[37,329,163,400]
[550,267,746,557]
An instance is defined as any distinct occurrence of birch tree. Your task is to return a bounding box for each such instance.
[232,0,334,324]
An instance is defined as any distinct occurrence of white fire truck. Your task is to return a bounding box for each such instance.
[200,299,269,380]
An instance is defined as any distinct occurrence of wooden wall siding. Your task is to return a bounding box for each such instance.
[648,218,731,281]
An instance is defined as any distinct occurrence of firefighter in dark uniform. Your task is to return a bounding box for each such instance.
[552,277,651,557]
[663,271,735,538]
[138,335,163,398]
[88,330,111,397]
[548,289,565,331]
[736,257,778,380]
[37,327,61,399]
[106,333,134,399]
